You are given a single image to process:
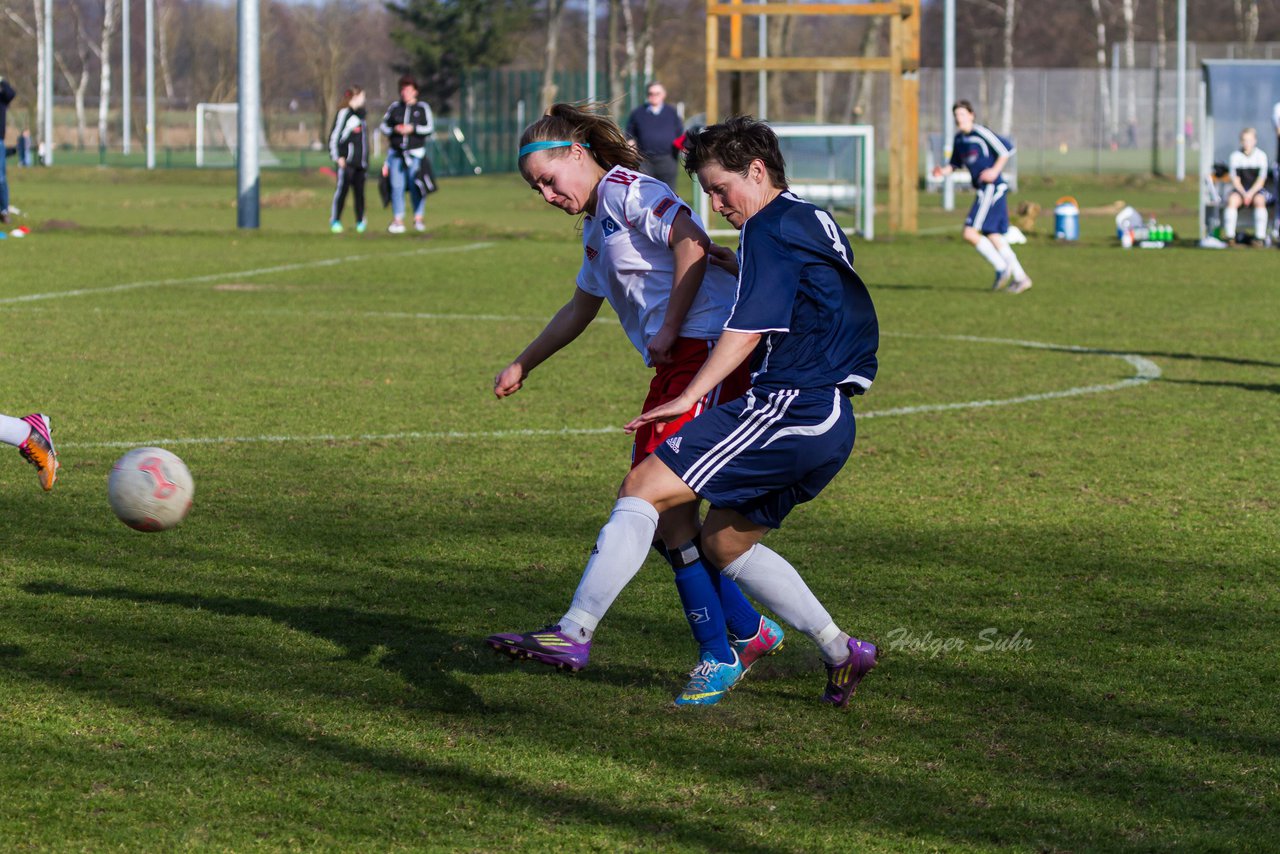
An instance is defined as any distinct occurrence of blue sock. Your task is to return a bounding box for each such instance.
[665,541,734,664]
[709,567,765,641]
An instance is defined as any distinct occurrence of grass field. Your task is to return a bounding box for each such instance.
[0,165,1276,852]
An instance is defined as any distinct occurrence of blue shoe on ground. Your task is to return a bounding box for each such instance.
[674,650,743,706]
[355,220,367,234]
[330,221,344,234]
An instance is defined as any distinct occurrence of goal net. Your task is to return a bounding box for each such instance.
[195,103,280,168]
[696,123,875,240]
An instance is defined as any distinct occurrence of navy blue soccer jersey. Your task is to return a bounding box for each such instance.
[724,192,878,393]
[949,124,1014,188]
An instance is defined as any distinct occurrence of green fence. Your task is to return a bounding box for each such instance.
[458,70,640,175]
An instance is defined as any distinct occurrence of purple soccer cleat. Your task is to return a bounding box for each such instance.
[821,637,878,708]
[485,625,591,672]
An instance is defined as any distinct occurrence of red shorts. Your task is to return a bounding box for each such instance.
[631,337,752,468]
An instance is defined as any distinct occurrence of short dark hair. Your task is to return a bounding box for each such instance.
[952,99,975,115]
[398,74,417,90]
[682,116,787,189]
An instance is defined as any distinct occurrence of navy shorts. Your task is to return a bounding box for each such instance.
[654,387,855,529]
[965,182,1010,235]
[1228,187,1276,206]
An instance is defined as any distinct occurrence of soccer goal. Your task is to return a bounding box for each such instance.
[195,103,280,168]
[695,123,875,240]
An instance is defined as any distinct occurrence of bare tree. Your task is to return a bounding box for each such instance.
[541,0,565,110]
[157,0,175,101]
[1089,0,1115,144]
[1121,0,1137,145]
[92,0,118,148]
[965,0,1017,135]
[620,0,639,105]
[845,16,885,124]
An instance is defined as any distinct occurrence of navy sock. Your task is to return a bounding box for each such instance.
[665,541,734,663]
[709,567,765,641]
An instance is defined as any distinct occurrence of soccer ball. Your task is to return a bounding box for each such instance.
[107,447,194,532]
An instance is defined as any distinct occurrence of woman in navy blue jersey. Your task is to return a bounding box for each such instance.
[523,117,881,708]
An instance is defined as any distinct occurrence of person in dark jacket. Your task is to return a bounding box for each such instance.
[0,76,16,223]
[378,75,435,234]
[327,86,369,234]
[625,82,684,191]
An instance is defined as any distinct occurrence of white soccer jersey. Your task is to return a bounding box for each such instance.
[1229,147,1269,188]
[576,166,737,366]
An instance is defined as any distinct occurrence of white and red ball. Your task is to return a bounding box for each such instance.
[108,447,194,532]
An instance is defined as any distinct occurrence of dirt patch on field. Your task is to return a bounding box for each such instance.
[41,219,81,230]
[261,189,317,209]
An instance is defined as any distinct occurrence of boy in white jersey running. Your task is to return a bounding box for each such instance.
[1225,127,1272,247]
[485,104,784,705]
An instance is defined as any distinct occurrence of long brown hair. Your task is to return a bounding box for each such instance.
[341,86,364,110]
[518,102,642,175]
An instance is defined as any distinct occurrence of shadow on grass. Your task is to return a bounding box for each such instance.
[1157,377,1280,395]
[20,580,681,701]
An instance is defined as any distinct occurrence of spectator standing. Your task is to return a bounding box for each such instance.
[379,75,434,234]
[327,86,370,234]
[0,76,15,222]
[625,82,684,191]
[17,129,30,167]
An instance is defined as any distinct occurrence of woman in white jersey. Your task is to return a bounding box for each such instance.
[486,104,785,706]
[1225,127,1271,246]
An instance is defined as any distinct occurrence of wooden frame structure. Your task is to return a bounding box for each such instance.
[705,0,919,233]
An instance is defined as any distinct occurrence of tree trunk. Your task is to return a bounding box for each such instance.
[608,0,623,113]
[1089,0,1113,145]
[641,0,657,83]
[1122,0,1137,148]
[32,0,46,157]
[157,0,176,102]
[1152,0,1164,174]
[541,0,564,112]
[620,0,639,106]
[765,9,792,120]
[99,0,118,148]
[845,17,884,124]
[998,0,1016,136]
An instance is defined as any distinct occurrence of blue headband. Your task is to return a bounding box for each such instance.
[518,140,591,158]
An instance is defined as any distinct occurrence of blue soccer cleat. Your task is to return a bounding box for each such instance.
[674,650,744,706]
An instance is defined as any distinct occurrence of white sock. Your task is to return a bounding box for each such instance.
[974,236,1005,272]
[0,414,31,447]
[1255,206,1268,237]
[997,243,1027,281]
[1224,206,1238,239]
[558,496,660,642]
[720,544,850,664]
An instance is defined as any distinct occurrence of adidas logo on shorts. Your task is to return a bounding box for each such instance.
[665,436,681,454]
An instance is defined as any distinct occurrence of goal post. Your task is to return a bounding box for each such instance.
[195,102,279,168]
[696,123,875,240]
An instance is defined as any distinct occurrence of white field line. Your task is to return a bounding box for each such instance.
[0,242,496,306]
[58,334,1161,450]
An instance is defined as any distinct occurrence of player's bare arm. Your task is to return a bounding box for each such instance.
[625,330,760,433]
[978,154,1008,185]
[494,289,604,397]
[706,242,739,276]
[649,210,712,365]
